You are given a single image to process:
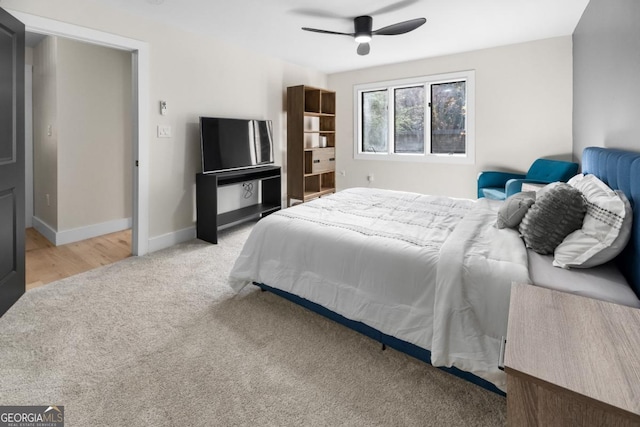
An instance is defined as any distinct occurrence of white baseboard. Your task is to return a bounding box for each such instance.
[57,218,132,246]
[147,226,196,253]
[32,216,132,246]
[32,217,196,253]
[32,217,57,245]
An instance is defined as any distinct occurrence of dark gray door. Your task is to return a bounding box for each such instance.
[0,8,25,316]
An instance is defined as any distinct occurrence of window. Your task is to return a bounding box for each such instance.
[354,70,475,164]
[361,90,388,153]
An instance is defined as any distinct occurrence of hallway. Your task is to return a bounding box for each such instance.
[26,228,131,290]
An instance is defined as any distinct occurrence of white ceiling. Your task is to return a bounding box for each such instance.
[91,0,590,74]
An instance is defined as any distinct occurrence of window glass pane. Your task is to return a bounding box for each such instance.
[431,81,466,154]
[361,90,388,153]
[394,86,424,154]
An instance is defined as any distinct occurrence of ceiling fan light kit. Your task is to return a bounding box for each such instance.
[302,14,426,56]
[354,34,372,43]
[354,15,373,43]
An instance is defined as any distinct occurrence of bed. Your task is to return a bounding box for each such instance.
[228,147,640,393]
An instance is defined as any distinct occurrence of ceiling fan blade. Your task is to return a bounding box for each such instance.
[302,27,354,36]
[368,0,419,16]
[357,43,370,56]
[373,18,426,36]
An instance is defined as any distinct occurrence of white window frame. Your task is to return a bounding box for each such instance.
[353,70,475,164]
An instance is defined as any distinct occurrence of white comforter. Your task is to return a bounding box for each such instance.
[229,188,530,390]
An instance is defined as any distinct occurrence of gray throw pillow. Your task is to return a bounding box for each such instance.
[519,183,586,254]
[496,192,536,229]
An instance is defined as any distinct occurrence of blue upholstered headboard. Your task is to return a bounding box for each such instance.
[581,147,640,298]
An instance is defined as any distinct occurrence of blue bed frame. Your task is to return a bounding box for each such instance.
[255,147,640,396]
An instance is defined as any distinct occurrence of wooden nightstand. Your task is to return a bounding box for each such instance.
[504,283,640,426]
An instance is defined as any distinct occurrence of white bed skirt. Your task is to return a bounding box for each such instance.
[229,188,531,391]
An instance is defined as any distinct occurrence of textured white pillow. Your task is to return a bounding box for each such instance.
[553,174,633,268]
[519,183,586,254]
[496,191,536,229]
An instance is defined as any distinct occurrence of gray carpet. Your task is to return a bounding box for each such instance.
[0,222,506,426]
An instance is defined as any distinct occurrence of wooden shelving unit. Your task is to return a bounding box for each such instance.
[287,85,336,206]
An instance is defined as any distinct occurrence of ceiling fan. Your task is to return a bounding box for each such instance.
[302,15,426,56]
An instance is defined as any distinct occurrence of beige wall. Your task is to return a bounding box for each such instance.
[10,2,568,239]
[4,0,327,240]
[32,36,58,228]
[328,37,573,199]
[31,35,132,234]
[56,37,132,231]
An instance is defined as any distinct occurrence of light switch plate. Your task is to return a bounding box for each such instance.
[157,125,172,138]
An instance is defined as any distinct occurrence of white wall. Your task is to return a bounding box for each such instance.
[31,35,132,242]
[3,0,327,244]
[328,37,574,199]
[56,37,132,231]
[32,36,58,228]
[573,0,640,158]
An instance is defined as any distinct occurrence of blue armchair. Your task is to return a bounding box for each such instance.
[477,158,579,200]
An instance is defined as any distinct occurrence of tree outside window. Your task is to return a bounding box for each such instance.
[362,90,388,153]
[431,81,466,154]
[394,86,424,154]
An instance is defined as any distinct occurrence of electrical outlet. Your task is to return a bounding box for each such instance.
[340,170,346,177]
[157,125,172,138]
[367,173,374,182]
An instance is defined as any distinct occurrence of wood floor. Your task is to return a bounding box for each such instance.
[25,228,131,291]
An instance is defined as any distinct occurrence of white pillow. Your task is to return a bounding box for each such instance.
[553,174,633,268]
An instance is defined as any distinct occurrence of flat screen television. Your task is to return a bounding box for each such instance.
[200,117,274,173]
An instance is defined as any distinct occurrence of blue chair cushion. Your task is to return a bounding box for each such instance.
[478,159,579,200]
[480,187,507,200]
[526,159,579,182]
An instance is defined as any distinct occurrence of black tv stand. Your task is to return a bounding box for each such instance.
[196,165,281,244]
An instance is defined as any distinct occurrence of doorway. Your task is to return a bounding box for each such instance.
[11,10,150,256]
[24,33,134,289]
